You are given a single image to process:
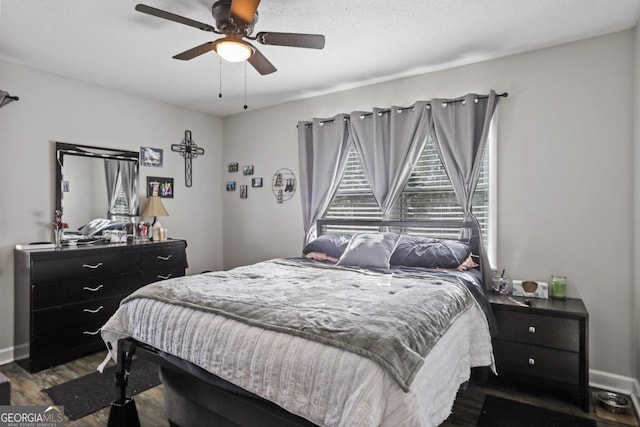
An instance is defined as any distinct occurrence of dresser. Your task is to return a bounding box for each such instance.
[14,239,187,372]
[488,294,589,411]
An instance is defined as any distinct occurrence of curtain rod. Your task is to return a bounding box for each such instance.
[301,92,508,127]
[0,91,19,108]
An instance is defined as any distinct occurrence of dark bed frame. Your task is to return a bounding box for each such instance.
[106,219,490,427]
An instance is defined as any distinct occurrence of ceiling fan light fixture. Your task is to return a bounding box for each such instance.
[213,39,253,62]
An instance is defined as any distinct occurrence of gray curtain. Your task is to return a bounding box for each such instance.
[431,90,499,289]
[350,101,433,218]
[104,159,120,217]
[119,160,139,215]
[298,114,351,242]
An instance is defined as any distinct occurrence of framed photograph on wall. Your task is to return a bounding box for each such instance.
[243,165,254,176]
[240,185,248,199]
[140,146,163,167]
[251,177,263,188]
[226,181,236,191]
[147,176,174,198]
[228,162,239,173]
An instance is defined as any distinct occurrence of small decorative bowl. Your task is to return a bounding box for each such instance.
[595,391,630,413]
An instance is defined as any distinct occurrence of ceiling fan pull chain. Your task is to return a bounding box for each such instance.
[243,62,248,110]
[219,59,223,98]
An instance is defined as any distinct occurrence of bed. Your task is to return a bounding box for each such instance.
[100,219,496,427]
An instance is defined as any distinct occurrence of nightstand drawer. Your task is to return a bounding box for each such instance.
[493,340,579,385]
[494,309,579,352]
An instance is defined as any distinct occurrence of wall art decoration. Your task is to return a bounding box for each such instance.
[243,165,254,176]
[147,176,174,198]
[251,177,263,188]
[272,168,296,204]
[171,129,205,187]
[140,146,163,167]
[240,185,248,199]
[226,181,236,191]
[228,162,239,172]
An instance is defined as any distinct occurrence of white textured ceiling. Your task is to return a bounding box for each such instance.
[1,0,639,117]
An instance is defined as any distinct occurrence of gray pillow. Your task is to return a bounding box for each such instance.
[337,232,400,269]
[390,234,471,269]
[302,234,350,259]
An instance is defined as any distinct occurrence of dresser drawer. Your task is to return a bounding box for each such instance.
[141,244,186,270]
[493,340,579,385]
[33,296,122,333]
[493,309,580,352]
[141,266,185,285]
[31,252,140,283]
[32,275,143,309]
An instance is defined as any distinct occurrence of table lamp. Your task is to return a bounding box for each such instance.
[140,195,169,241]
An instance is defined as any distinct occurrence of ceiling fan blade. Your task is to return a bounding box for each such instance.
[135,4,216,33]
[247,46,277,75]
[173,42,216,60]
[230,0,261,26]
[255,32,325,49]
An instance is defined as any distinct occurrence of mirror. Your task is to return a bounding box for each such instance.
[55,142,140,239]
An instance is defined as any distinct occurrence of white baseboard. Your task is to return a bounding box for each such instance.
[0,346,15,366]
[590,369,640,414]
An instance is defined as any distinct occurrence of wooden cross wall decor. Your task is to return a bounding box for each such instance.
[171,130,205,187]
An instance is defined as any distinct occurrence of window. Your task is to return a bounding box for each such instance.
[324,127,495,263]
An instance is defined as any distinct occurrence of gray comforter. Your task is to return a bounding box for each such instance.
[121,258,476,391]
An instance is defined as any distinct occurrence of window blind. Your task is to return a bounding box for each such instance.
[324,135,490,244]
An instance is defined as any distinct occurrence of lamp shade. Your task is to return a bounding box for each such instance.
[140,196,169,218]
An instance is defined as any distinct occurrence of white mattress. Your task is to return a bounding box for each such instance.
[102,294,493,427]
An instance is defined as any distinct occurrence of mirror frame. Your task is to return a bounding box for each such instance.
[55,142,140,223]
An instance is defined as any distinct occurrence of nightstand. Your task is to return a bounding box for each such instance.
[487,294,589,412]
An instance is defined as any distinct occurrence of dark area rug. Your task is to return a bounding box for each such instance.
[478,395,596,427]
[42,358,161,421]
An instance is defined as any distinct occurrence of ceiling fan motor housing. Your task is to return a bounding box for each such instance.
[212,0,258,36]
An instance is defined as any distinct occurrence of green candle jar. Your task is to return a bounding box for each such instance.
[551,275,567,299]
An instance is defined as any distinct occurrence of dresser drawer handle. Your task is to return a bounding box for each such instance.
[528,326,536,333]
[83,306,104,314]
[528,358,535,365]
[157,274,172,280]
[83,329,101,335]
[82,262,104,269]
[83,285,104,292]
[157,255,173,261]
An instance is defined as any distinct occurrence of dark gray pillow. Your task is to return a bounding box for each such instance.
[302,234,350,259]
[336,232,400,269]
[390,234,471,269]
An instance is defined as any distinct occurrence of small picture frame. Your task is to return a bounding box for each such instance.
[226,181,236,191]
[251,177,263,188]
[240,185,248,199]
[141,146,163,168]
[228,162,239,173]
[147,176,174,198]
[243,165,254,176]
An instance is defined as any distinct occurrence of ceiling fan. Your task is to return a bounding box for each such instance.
[135,0,326,75]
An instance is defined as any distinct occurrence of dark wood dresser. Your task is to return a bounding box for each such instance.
[14,239,187,372]
[487,294,589,411]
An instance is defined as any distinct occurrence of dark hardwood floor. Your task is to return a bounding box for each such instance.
[0,351,636,426]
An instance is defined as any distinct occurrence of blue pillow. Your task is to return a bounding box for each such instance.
[302,234,350,259]
[337,232,400,269]
[390,234,471,269]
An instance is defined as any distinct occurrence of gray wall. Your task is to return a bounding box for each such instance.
[222,30,637,379]
[635,23,640,394]
[0,59,225,362]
